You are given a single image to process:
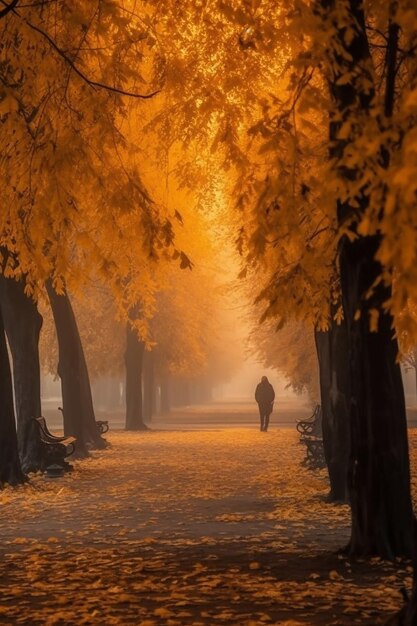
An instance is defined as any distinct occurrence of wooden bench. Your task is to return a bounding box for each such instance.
[301,435,326,470]
[296,404,322,437]
[296,405,325,470]
[33,417,75,473]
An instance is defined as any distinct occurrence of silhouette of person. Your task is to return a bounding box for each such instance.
[255,376,275,432]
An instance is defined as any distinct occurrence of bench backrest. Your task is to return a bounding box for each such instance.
[312,406,323,436]
[33,416,48,434]
[33,416,64,442]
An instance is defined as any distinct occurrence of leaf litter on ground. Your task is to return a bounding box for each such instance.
[0,427,416,625]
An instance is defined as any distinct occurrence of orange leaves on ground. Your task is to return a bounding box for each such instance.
[0,427,415,624]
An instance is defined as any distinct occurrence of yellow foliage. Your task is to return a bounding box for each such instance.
[0,1,183,336]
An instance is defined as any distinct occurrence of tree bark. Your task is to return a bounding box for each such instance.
[413,348,417,403]
[341,238,413,558]
[125,322,147,430]
[0,274,43,473]
[46,280,105,454]
[0,308,26,486]
[315,320,349,503]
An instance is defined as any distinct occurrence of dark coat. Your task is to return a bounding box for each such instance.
[255,381,275,408]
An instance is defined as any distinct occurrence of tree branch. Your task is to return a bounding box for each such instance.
[0,0,19,19]
[22,17,161,99]
[384,15,399,118]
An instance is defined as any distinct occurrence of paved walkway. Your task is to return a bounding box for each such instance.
[0,424,413,625]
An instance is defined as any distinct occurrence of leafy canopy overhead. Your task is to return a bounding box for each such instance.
[0,0,188,332]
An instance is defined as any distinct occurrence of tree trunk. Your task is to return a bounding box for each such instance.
[0,274,43,473]
[315,321,349,503]
[143,350,154,423]
[340,238,412,558]
[413,348,417,403]
[45,280,105,455]
[125,323,147,430]
[0,308,26,486]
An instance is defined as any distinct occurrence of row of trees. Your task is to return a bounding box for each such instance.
[0,1,239,483]
[144,0,415,556]
[1,0,158,479]
[228,0,417,621]
[235,0,417,558]
[157,0,417,553]
[2,0,417,620]
[39,228,240,422]
[131,0,417,621]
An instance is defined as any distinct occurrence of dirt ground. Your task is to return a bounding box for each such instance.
[0,421,415,626]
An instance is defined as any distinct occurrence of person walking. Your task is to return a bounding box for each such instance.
[255,376,275,432]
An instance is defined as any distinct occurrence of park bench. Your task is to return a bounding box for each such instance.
[96,420,109,434]
[302,435,326,470]
[296,405,326,470]
[296,404,322,437]
[33,417,75,473]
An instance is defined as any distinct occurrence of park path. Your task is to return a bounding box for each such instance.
[0,424,414,625]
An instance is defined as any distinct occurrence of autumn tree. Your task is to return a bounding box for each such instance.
[0,253,43,473]
[310,0,415,559]
[134,0,349,501]
[0,307,26,486]
[39,240,237,429]
[226,0,416,556]
[235,0,417,558]
[0,0,182,472]
[133,0,417,563]
[137,7,417,620]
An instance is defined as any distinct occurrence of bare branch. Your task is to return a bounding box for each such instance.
[0,0,19,19]
[21,17,162,99]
